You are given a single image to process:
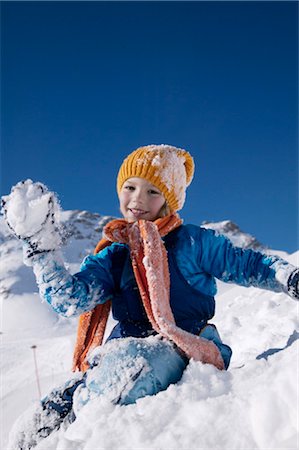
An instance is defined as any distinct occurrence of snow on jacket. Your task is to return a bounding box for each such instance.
[33,224,295,336]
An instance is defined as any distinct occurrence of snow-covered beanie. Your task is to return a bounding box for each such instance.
[117,144,195,211]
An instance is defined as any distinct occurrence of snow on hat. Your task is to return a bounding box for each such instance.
[117,144,195,211]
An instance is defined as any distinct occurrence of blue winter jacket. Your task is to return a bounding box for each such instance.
[35,224,292,334]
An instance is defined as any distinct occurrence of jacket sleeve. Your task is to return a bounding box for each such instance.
[32,246,116,317]
[197,227,296,293]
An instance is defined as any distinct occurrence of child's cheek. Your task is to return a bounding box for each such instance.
[119,191,129,202]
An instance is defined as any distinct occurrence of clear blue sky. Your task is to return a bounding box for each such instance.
[1,1,298,252]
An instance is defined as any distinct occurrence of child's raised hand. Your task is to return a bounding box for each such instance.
[1,179,62,259]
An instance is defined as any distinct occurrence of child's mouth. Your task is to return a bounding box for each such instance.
[129,208,149,217]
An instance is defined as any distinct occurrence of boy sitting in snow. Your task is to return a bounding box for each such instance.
[2,144,299,449]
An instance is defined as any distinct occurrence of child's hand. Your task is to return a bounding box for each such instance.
[287,269,299,300]
[1,179,62,258]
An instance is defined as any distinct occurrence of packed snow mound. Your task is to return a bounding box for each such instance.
[32,343,298,450]
[0,208,298,450]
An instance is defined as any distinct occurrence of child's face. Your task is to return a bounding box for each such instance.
[119,177,166,222]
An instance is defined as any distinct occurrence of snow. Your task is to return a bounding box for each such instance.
[0,208,298,450]
[1,180,62,259]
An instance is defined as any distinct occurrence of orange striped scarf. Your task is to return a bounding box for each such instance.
[72,213,224,372]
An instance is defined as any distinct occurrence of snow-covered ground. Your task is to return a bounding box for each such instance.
[0,210,298,449]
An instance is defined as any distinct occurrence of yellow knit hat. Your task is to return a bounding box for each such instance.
[117,144,195,211]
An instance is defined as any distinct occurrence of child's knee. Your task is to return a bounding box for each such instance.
[85,337,187,405]
[119,342,187,405]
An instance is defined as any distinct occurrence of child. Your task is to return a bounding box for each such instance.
[2,144,299,448]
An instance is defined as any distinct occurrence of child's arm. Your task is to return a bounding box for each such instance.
[198,227,298,298]
[30,248,115,317]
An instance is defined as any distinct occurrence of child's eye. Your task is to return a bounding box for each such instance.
[149,189,160,195]
[124,185,135,191]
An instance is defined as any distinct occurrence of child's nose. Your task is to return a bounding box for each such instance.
[133,189,145,202]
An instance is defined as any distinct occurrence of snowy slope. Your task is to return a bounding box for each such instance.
[0,210,298,450]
